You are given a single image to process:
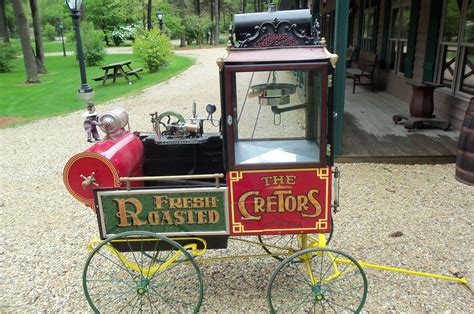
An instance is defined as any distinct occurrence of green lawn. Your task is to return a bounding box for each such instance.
[0,53,195,124]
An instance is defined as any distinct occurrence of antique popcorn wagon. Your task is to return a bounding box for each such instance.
[63,6,468,314]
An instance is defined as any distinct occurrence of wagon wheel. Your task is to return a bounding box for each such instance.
[83,231,203,313]
[153,111,186,136]
[258,216,334,261]
[267,248,368,313]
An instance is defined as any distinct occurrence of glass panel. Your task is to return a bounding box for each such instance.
[463,1,474,42]
[442,0,462,42]
[461,46,474,94]
[400,5,411,39]
[398,41,407,73]
[441,45,458,87]
[390,7,400,39]
[363,10,374,39]
[233,70,322,165]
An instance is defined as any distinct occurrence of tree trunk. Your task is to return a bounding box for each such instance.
[147,0,152,30]
[0,0,10,42]
[178,0,186,47]
[242,0,247,13]
[194,0,200,15]
[29,0,47,74]
[12,0,39,83]
[210,0,214,44]
[214,0,219,46]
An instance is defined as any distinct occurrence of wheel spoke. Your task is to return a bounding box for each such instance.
[84,231,202,313]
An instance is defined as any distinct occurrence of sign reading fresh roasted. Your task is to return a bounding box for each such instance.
[96,187,228,237]
[228,168,331,235]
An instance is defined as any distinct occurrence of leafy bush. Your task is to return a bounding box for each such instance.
[133,29,172,73]
[111,24,138,46]
[183,15,211,45]
[0,43,17,73]
[43,23,57,41]
[68,23,106,66]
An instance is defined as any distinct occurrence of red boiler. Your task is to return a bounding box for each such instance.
[63,131,144,209]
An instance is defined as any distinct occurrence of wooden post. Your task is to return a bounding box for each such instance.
[333,0,349,155]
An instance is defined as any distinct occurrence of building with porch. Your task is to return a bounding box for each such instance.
[281,0,472,161]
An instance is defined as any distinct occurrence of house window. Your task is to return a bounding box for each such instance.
[387,0,411,74]
[437,0,474,96]
[360,1,375,52]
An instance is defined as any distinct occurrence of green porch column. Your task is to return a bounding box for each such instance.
[333,0,350,155]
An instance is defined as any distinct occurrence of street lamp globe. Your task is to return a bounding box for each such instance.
[156,10,164,22]
[156,10,164,32]
[65,0,82,12]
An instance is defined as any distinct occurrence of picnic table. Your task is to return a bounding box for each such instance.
[93,61,143,85]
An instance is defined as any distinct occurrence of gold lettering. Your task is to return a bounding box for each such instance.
[208,210,220,224]
[297,195,309,212]
[274,190,291,212]
[182,197,192,208]
[187,210,195,224]
[261,176,272,186]
[238,191,261,220]
[304,189,322,218]
[173,211,185,225]
[161,211,173,225]
[266,195,277,212]
[197,210,207,224]
[205,197,217,208]
[114,198,147,227]
[154,196,167,209]
[285,195,297,212]
[254,196,265,213]
[193,197,204,208]
[286,176,296,185]
[169,198,182,209]
[273,176,285,185]
[148,211,160,225]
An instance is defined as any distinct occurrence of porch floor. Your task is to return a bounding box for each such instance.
[336,83,459,163]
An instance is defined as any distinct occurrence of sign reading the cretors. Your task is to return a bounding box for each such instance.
[228,168,331,235]
[96,187,228,238]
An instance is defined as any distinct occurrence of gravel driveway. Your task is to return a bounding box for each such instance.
[1,48,473,312]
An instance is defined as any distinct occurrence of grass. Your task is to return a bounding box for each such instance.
[0,53,195,124]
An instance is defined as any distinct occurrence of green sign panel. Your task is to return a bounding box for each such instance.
[96,187,229,237]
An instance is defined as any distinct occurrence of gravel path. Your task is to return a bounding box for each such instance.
[1,48,473,312]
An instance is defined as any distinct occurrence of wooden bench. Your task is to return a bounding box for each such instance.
[346,52,377,94]
[125,67,144,79]
[92,61,143,85]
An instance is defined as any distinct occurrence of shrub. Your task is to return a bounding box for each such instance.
[183,15,211,45]
[0,43,17,73]
[43,23,57,41]
[111,24,138,46]
[133,29,172,73]
[67,23,106,66]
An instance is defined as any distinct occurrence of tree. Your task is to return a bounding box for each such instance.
[178,0,186,47]
[30,0,47,74]
[213,0,219,46]
[146,0,151,30]
[0,0,10,42]
[12,0,39,83]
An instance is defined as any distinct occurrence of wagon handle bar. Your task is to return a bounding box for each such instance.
[120,173,225,190]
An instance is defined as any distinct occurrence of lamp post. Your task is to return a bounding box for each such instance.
[65,0,94,99]
[58,22,66,57]
[156,10,164,33]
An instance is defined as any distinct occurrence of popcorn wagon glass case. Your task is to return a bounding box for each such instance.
[219,46,337,236]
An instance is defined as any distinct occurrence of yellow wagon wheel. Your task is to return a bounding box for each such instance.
[258,216,334,261]
[83,231,203,313]
[267,247,368,313]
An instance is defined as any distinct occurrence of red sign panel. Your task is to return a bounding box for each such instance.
[228,168,332,235]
